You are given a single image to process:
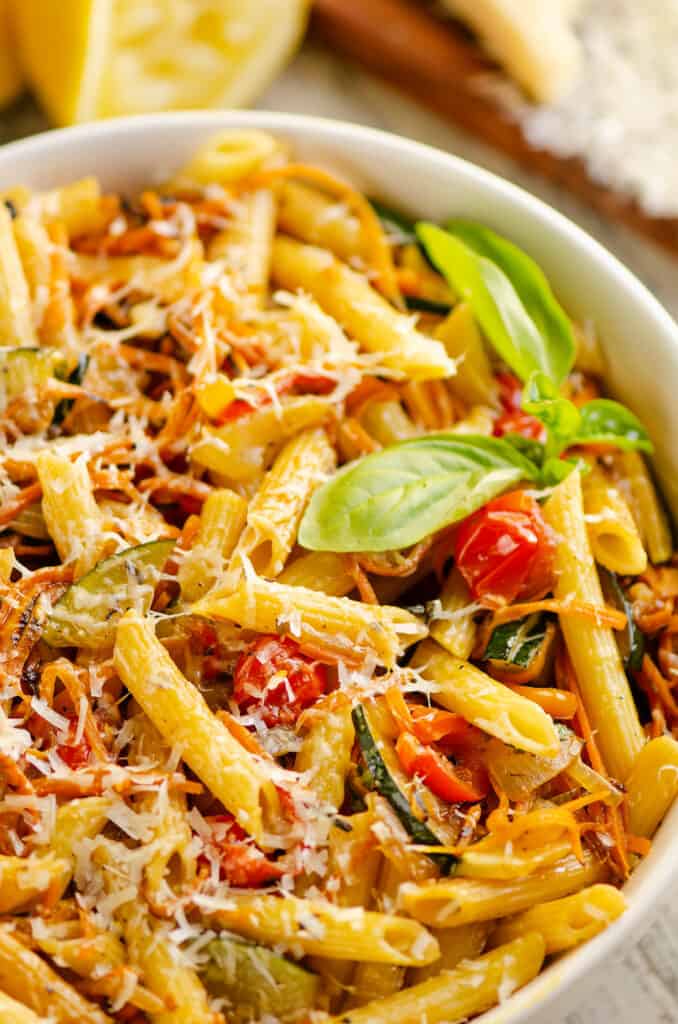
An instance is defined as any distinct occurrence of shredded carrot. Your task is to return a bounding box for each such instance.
[625,834,652,857]
[491,599,627,631]
[217,710,270,759]
[504,684,578,720]
[344,555,379,604]
[0,481,42,527]
[345,377,400,418]
[635,653,678,718]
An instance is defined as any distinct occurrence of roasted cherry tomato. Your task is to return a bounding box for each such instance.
[496,372,523,412]
[493,409,547,443]
[233,635,328,727]
[454,491,555,605]
[56,717,92,770]
[395,731,488,803]
[203,815,284,887]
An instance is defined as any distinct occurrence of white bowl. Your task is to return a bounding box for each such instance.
[3,110,676,1022]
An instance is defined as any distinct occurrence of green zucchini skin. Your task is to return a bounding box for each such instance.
[201,935,318,1022]
[599,568,644,672]
[43,538,175,649]
[352,704,457,874]
[484,613,549,670]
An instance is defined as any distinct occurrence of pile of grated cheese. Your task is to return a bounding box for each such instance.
[513,0,678,218]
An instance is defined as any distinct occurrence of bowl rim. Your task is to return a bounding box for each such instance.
[1,109,676,1021]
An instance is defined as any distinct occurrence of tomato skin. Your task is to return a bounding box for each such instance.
[496,372,523,412]
[408,706,482,749]
[203,815,284,887]
[56,718,91,770]
[493,410,546,443]
[395,731,488,803]
[454,491,555,605]
[233,636,328,726]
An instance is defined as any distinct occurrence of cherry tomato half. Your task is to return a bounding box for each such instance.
[233,635,328,727]
[493,410,547,444]
[454,491,555,605]
[56,717,92,770]
[203,814,284,887]
[496,372,523,412]
[395,731,488,803]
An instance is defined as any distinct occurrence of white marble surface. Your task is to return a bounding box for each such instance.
[261,43,678,320]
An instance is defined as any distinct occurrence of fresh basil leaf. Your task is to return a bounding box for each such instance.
[541,456,577,485]
[447,220,575,385]
[523,371,581,457]
[570,399,653,453]
[500,434,546,466]
[299,435,539,553]
[417,223,547,385]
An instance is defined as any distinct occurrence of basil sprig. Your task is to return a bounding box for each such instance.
[416,221,575,386]
[522,372,653,482]
[299,435,539,553]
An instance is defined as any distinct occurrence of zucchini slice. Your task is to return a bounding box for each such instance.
[484,613,555,679]
[352,703,457,874]
[201,935,318,1023]
[0,347,56,411]
[599,568,644,672]
[43,539,175,649]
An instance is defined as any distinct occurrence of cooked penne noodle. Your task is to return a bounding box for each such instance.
[278,549,355,596]
[330,934,545,1024]
[625,735,678,838]
[231,426,335,577]
[0,852,70,913]
[113,611,279,847]
[0,203,37,347]
[359,399,417,446]
[295,700,355,809]
[429,568,476,658]
[178,487,247,600]
[345,862,408,1009]
[191,395,332,481]
[277,180,364,261]
[36,450,107,577]
[177,129,280,186]
[583,463,647,574]
[408,922,490,985]
[0,990,45,1024]
[434,303,498,407]
[410,639,560,756]
[209,188,275,308]
[543,470,644,780]
[194,576,426,667]
[0,927,110,1024]
[400,853,607,927]
[207,892,439,965]
[271,237,455,380]
[489,884,626,953]
[614,450,673,565]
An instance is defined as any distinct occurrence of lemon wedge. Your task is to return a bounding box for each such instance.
[0,1,23,108]
[11,0,309,126]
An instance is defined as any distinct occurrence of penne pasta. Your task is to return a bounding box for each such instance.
[113,611,279,847]
[400,852,608,928]
[193,575,427,667]
[489,883,626,953]
[329,934,545,1024]
[271,237,456,380]
[206,892,439,966]
[410,639,560,756]
[177,487,247,601]
[582,463,647,575]
[625,734,678,838]
[614,450,673,565]
[543,470,644,780]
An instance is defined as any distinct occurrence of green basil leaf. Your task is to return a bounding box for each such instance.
[541,457,577,485]
[523,371,581,455]
[416,223,547,385]
[446,220,575,385]
[299,435,539,553]
[570,399,653,453]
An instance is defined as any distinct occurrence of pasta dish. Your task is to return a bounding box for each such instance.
[0,129,676,1024]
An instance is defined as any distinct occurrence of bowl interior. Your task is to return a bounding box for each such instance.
[1,111,676,1022]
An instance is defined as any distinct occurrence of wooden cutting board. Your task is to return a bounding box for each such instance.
[311,0,678,256]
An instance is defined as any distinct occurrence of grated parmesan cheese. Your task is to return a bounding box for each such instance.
[514,0,678,216]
